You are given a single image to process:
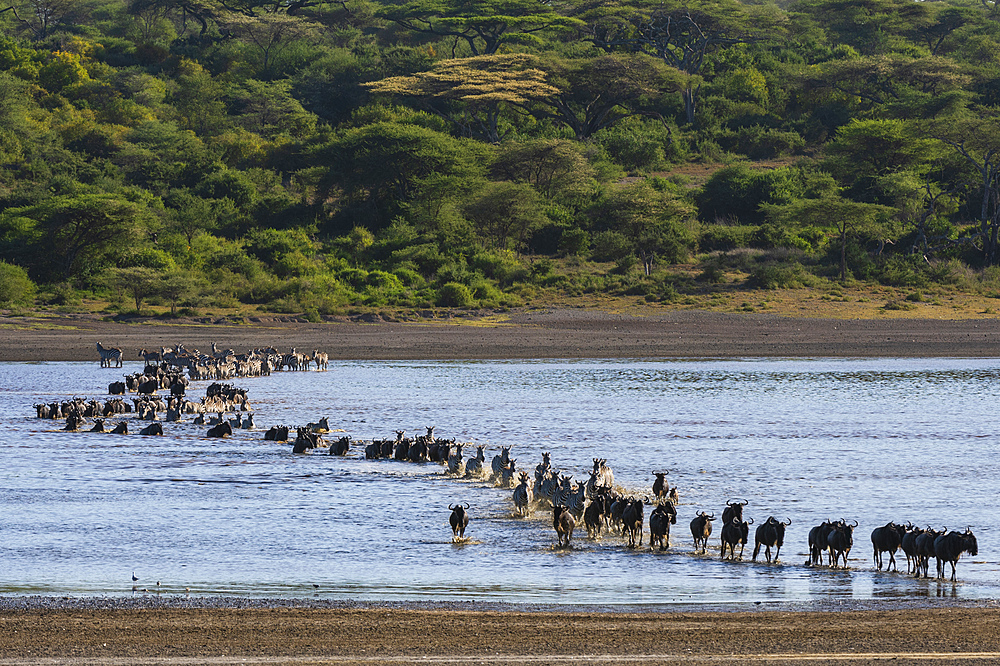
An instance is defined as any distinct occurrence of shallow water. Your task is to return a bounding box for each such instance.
[1,358,998,606]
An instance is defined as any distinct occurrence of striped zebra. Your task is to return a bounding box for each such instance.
[96,342,123,368]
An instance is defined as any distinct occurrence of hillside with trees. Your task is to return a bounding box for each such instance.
[2,0,1000,318]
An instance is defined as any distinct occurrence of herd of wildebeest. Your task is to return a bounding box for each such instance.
[28,342,981,583]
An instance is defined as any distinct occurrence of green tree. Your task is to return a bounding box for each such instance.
[592,181,695,275]
[763,196,896,281]
[316,121,484,228]
[585,0,786,123]
[379,0,583,57]
[531,53,688,139]
[463,181,545,251]
[925,115,1000,265]
[3,194,152,282]
[489,139,596,203]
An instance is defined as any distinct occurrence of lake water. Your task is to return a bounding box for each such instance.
[2,358,999,607]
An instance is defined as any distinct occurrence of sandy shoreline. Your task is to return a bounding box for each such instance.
[2,597,1000,664]
[4,308,1000,361]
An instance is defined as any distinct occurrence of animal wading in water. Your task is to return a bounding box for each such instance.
[449,502,470,540]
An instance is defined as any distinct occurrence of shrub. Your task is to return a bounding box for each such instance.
[747,262,816,289]
[437,282,475,307]
[591,230,633,262]
[559,228,590,257]
[0,261,36,305]
[700,225,756,252]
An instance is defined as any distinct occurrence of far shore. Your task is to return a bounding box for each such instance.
[3,308,1000,362]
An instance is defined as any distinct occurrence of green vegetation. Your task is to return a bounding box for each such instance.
[2,0,1000,317]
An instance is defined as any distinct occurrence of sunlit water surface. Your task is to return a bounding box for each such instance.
[2,358,999,606]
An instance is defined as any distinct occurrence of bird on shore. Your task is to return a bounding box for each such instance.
[132,572,138,582]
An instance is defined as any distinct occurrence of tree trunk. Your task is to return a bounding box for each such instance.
[840,226,847,282]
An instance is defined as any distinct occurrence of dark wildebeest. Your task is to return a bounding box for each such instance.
[915,527,946,578]
[264,425,289,442]
[721,499,748,549]
[871,521,908,572]
[690,511,716,554]
[139,422,163,436]
[89,419,106,433]
[448,502,470,540]
[934,528,978,581]
[207,422,233,438]
[621,497,645,548]
[111,421,128,435]
[553,505,575,547]
[901,524,924,574]
[721,516,752,560]
[329,435,351,456]
[649,501,677,551]
[808,521,836,566]
[753,516,791,563]
[584,489,612,538]
[827,519,857,568]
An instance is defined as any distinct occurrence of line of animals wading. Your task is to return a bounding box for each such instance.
[56,349,985,581]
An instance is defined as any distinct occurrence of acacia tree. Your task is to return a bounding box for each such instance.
[926,116,1000,265]
[763,197,896,281]
[379,0,583,57]
[222,12,319,78]
[364,53,558,142]
[3,194,152,282]
[584,0,785,124]
[531,53,687,139]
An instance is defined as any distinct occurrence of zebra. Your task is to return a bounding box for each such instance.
[96,342,123,368]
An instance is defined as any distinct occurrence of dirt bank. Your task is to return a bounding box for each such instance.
[3,309,1000,361]
[2,602,1000,665]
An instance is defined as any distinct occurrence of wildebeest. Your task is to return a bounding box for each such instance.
[553,505,575,547]
[292,427,321,452]
[264,425,289,442]
[690,511,716,554]
[721,498,748,549]
[753,516,791,563]
[934,528,978,581]
[89,419,106,433]
[621,497,645,548]
[649,501,677,551]
[139,422,163,436]
[914,527,946,578]
[448,502,470,540]
[108,381,126,395]
[901,525,925,574]
[721,516,753,560]
[808,521,836,566]
[512,471,533,517]
[207,422,233,438]
[584,489,613,538]
[309,417,330,433]
[871,521,908,572]
[329,435,351,456]
[827,519,857,568]
[111,421,129,435]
